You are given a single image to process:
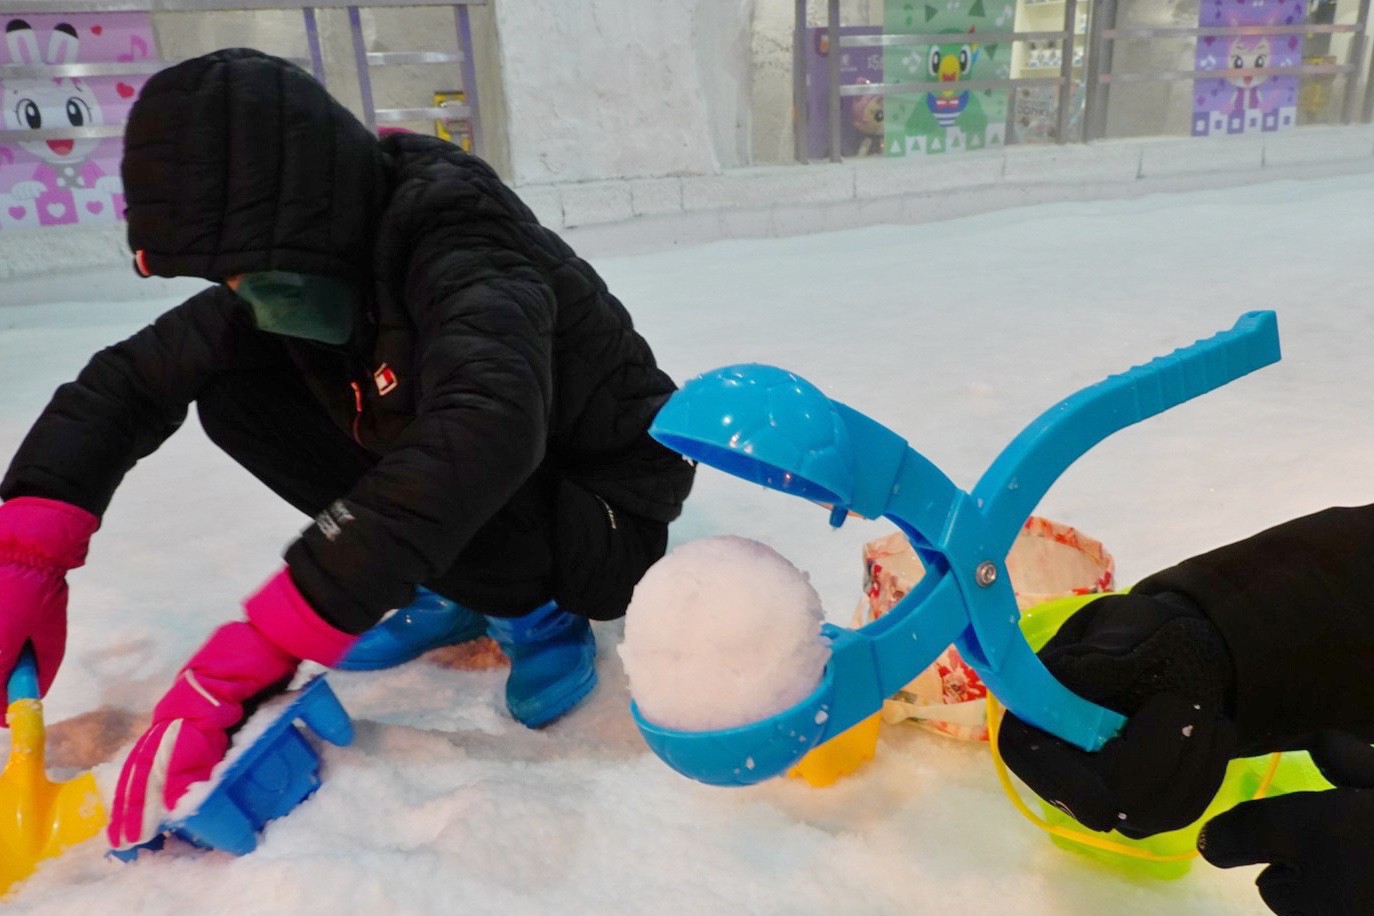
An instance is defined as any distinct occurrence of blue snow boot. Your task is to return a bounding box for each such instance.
[336,587,488,671]
[483,601,598,728]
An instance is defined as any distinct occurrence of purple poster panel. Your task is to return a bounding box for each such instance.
[1192,0,1305,137]
[805,27,883,159]
[0,12,158,230]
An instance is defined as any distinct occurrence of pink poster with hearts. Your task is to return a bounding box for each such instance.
[0,12,158,230]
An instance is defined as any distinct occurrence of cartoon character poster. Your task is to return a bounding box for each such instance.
[1192,0,1305,137]
[804,26,884,159]
[0,13,158,231]
[882,0,1014,156]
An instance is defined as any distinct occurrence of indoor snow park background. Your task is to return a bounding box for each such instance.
[4,170,1374,914]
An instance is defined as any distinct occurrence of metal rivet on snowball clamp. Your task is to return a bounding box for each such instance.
[974,561,998,587]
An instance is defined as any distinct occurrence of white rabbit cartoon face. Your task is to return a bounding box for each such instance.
[3,19,104,166]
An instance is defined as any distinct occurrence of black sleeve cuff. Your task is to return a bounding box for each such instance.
[1135,505,1374,755]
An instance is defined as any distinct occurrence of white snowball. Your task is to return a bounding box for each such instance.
[619,535,832,731]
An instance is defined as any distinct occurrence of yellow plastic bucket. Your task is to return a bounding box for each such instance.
[997,593,1330,879]
[787,713,882,787]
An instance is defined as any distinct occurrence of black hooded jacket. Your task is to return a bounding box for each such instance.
[0,49,693,631]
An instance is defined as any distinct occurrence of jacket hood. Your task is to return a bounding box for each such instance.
[121,48,387,284]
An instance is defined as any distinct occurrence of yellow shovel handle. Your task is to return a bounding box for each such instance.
[3,698,47,788]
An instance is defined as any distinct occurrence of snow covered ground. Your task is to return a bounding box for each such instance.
[5,170,1374,914]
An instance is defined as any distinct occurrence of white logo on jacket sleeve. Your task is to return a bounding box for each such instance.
[373,363,397,396]
[315,500,356,541]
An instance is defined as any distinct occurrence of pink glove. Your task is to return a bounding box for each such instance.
[0,497,100,709]
[107,568,357,853]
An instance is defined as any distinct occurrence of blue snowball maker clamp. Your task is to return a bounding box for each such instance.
[111,676,354,861]
[633,311,1281,786]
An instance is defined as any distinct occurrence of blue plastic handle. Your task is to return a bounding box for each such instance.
[942,311,1282,747]
[6,644,39,704]
[638,312,1281,786]
[973,310,1283,560]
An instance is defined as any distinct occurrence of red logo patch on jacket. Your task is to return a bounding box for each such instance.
[373,363,397,396]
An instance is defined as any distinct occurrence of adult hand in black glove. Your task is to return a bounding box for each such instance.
[997,591,1240,837]
[1199,731,1374,916]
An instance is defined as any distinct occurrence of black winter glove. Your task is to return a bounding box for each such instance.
[997,591,1240,837]
[1199,731,1374,916]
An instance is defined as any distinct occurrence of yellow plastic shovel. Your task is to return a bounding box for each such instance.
[0,646,106,896]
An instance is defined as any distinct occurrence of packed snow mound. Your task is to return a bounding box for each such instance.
[619,535,832,731]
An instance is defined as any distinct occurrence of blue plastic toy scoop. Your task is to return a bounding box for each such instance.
[110,676,354,861]
[634,311,1281,786]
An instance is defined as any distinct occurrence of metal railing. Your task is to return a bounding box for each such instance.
[1083,0,1371,140]
[799,0,1083,162]
[801,0,1374,161]
[0,0,484,155]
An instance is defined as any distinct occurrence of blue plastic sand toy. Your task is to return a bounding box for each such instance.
[111,676,354,860]
[632,311,1281,786]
